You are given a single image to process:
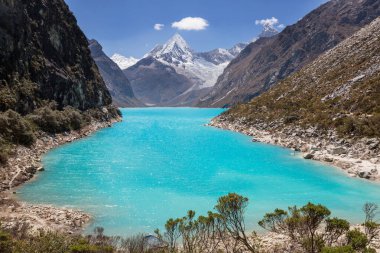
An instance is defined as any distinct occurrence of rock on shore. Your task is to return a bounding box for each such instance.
[0,197,90,234]
[209,118,380,181]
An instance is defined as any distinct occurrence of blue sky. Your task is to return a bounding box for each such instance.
[65,0,327,58]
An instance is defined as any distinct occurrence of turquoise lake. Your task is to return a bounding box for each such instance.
[19,108,380,236]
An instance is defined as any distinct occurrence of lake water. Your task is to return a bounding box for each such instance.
[18,108,380,236]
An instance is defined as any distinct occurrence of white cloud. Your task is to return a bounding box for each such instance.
[154,24,164,31]
[277,24,285,29]
[172,17,209,31]
[255,17,284,29]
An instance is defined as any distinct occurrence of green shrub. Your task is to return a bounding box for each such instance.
[0,231,13,253]
[346,229,368,251]
[69,243,114,253]
[26,104,86,134]
[0,140,11,165]
[321,245,354,253]
[0,109,35,146]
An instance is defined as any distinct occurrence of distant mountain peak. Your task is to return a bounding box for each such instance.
[166,33,189,49]
[148,33,193,64]
[110,54,139,70]
[259,24,279,38]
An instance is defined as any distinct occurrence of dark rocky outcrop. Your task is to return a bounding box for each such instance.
[199,0,380,107]
[88,39,142,107]
[0,0,112,114]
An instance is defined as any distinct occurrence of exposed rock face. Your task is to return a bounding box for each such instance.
[211,17,380,181]
[0,0,112,114]
[199,0,380,107]
[89,39,142,107]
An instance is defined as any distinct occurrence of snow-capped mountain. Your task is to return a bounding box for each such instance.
[111,54,139,70]
[146,33,246,89]
[147,33,193,64]
[121,34,247,106]
[258,24,279,38]
[228,43,249,56]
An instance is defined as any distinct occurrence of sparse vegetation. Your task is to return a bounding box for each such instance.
[0,100,120,165]
[221,18,380,139]
[0,194,379,252]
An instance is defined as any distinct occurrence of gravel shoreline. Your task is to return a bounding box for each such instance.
[209,118,380,182]
[0,116,121,234]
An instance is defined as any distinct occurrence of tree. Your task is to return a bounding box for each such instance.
[363,203,380,245]
[215,193,257,252]
[323,218,350,246]
[164,218,182,252]
[259,202,333,253]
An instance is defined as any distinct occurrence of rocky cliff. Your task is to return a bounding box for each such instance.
[212,17,380,180]
[0,0,112,114]
[199,0,380,107]
[89,39,142,107]
[0,0,121,169]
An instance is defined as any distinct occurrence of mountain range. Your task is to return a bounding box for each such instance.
[198,0,380,107]
[115,34,248,106]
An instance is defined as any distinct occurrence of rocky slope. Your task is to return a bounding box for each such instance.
[199,0,380,107]
[122,34,247,106]
[0,0,113,114]
[89,39,142,107]
[211,17,380,181]
[124,57,195,106]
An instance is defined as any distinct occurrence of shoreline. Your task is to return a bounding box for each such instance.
[209,118,380,182]
[0,116,121,234]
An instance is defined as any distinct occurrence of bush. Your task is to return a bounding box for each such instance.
[0,139,11,164]
[26,103,86,134]
[0,231,13,253]
[0,110,35,146]
[346,229,368,251]
[69,243,113,253]
[321,245,354,253]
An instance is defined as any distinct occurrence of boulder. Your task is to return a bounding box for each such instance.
[331,147,347,155]
[303,153,314,159]
[358,171,371,179]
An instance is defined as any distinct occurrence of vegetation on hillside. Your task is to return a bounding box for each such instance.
[1,193,378,253]
[0,101,121,165]
[220,18,380,139]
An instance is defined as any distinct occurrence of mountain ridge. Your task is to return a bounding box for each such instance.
[89,39,143,107]
[211,16,380,179]
[198,0,380,107]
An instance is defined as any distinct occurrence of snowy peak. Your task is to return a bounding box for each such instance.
[164,33,190,53]
[148,33,193,64]
[228,43,248,56]
[111,54,139,70]
[197,43,247,65]
[259,24,279,38]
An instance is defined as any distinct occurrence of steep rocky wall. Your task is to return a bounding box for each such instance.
[0,0,112,114]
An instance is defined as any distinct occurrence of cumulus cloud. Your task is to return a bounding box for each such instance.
[154,24,164,31]
[172,17,209,31]
[255,17,284,29]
